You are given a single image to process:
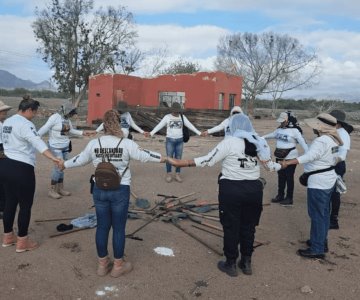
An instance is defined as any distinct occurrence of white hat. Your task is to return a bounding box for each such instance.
[276,112,288,123]
[230,106,243,115]
[0,100,12,112]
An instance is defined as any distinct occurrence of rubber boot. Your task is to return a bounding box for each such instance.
[48,180,61,199]
[110,259,133,278]
[57,181,71,196]
[2,231,16,247]
[16,236,39,253]
[238,256,252,275]
[217,259,238,277]
[97,256,111,276]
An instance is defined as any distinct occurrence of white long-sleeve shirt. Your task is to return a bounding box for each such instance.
[150,114,201,138]
[262,127,308,159]
[2,114,48,166]
[96,112,144,138]
[38,113,83,148]
[207,118,231,136]
[0,121,3,144]
[194,136,265,180]
[64,135,162,185]
[297,135,338,189]
[337,127,350,162]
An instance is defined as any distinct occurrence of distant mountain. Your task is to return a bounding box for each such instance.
[0,69,55,90]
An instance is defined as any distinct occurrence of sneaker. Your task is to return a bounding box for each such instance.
[279,197,293,206]
[2,232,16,247]
[110,259,133,278]
[306,239,328,253]
[271,195,284,203]
[174,174,183,183]
[97,256,111,276]
[217,260,238,277]
[165,173,172,183]
[297,248,325,259]
[16,236,39,253]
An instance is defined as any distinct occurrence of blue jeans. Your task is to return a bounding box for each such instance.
[92,184,130,259]
[165,137,183,173]
[49,145,70,182]
[307,187,334,254]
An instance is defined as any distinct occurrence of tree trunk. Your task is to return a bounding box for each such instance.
[74,84,88,108]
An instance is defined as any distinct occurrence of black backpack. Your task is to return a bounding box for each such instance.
[95,138,126,190]
[286,111,303,134]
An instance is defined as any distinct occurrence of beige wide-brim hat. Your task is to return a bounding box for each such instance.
[0,100,12,112]
[304,113,343,145]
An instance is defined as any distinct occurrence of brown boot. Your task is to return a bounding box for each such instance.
[57,182,71,196]
[2,231,16,247]
[97,256,111,276]
[48,182,61,199]
[16,236,39,253]
[110,259,133,278]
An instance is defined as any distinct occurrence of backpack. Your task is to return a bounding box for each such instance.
[94,138,127,190]
[286,111,303,134]
[180,113,190,143]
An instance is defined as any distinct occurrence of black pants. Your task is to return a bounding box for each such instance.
[0,182,5,212]
[0,158,36,237]
[330,161,346,221]
[218,179,263,261]
[276,159,297,199]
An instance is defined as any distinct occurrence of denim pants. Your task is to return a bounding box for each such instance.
[165,137,184,173]
[307,187,334,254]
[49,145,70,182]
[92,184,130,259]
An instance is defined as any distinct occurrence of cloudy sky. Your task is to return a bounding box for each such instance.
[0,0,360,100]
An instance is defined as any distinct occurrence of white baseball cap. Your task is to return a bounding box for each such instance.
[276,112,288,123]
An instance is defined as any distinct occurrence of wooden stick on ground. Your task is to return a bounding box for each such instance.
[35,217,77,223]
[49,227,94,238]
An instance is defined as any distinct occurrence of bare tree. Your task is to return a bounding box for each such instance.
[162,58,200,75]
[140,46,169,77]
[310,100,341,114]
[114,47,144,75]
[33,0,137,106]
[215,32,321,114]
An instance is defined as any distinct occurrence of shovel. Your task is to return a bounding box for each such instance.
[131,190,151,209]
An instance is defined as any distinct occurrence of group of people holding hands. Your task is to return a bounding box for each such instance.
[0,96,352,279]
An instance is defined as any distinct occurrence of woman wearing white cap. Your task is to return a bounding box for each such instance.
[201,106,243,137]
[280,113,342,259]
[167,114,280,277]
[263,111,308,206]
[0,100,12,219]
[38,102,95,199]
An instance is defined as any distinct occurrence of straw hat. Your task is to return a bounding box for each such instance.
[0,100,12,112]
[304,113,342,145]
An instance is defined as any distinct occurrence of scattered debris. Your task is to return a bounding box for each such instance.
[17,263,30,270]
[189,280,209,297]
[300,285,313,294]
[154,247,175,257]
[60,242,81,253]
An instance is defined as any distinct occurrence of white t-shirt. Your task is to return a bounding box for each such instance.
[194,136,261,180]
[2,114,48,166]
[297,135,338,189]
[96,112,144,138]
[150,114,201,139]
[64,135,162,185]
[337,127,350,161]
[263,127,308,159]
[207,118,231,136]
[38,113,83,148]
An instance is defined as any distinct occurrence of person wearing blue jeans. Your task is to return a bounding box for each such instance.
[280,113,343,259]
[165,137,184,175]
[93,184,129,259]
[61,110,166,277]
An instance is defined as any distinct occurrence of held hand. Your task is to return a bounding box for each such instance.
[200,130,208,137]
[83,130,97,137]
[279,160,288,169]
[57,159,65,171]
[143,131,150,138]
[167,157,180,167]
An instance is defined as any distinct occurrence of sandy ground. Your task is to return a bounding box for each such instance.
[1,114,360,300]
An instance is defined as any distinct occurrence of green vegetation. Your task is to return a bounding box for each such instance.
[0,88,69,99]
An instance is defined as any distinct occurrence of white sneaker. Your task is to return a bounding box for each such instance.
[165,173,172,183]
[175,174,183,183]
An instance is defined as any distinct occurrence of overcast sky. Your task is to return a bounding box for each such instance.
[0,0,360,100]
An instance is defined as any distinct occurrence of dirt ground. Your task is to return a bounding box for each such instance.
[1,106,360,299]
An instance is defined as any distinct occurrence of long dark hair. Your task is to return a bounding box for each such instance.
[18,95,40,112]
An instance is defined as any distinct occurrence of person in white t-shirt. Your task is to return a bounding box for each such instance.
[281,113,342,259]
[38,102,95,199]
[328,110,353,230]
[168,114,280,277]
[200,106,243,137]
[0,100,12,220]
[0,96,60,253]
[59,110,167,278]
[150,102,201,183]
[263,111,308,206]
[96,101,149,139]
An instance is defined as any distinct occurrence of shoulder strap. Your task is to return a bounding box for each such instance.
[180,113,184,123]
[98,138,106,163]
[306,166,335,176]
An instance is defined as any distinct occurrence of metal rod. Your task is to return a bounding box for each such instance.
[191,224,223,238]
